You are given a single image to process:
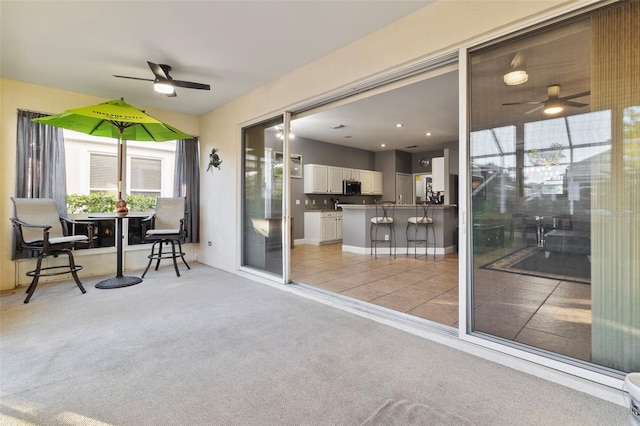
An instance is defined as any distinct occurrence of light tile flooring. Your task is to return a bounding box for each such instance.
[290,243,591,362]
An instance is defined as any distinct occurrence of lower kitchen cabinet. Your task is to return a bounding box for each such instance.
[304,211,343,245]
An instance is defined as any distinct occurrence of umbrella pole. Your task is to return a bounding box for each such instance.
[115,134,129,216]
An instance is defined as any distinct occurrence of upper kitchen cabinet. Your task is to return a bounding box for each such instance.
[304,164,343,194]
[360,170,383,195]
[343,168,361,181]
[432,157,445,192]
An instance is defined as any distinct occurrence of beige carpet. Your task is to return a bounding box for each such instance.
[361,399,473,425]
[0,262,628,425]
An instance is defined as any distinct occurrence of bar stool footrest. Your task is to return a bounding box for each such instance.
[27,264,83,278]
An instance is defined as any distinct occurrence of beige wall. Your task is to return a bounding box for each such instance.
[1,0,586,289]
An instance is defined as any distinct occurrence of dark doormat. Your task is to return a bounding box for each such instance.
[480,246,590,284]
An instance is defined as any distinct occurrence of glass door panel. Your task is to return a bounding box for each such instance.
[242,117,284,276]
[468,3,639,374]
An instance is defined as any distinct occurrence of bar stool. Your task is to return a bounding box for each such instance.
[370,200,396,259]
[141,197,191,277]
[406,201,436,259]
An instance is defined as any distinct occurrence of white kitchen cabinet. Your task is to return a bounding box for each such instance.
[321,216,337,241]
[344,168,360,181]
[360,170,371,194]
[327,166,343,194]
[304,164,328,193]
[304,164,343,194]
[360,170,383,195]
[371,171,383,195]
[432,157,445,192]
[304,211,342,245]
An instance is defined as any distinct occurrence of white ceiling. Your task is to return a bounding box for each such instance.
[291,70,460,152]
[1,1,433,117]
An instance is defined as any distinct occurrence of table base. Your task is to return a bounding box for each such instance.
[95,276,143,289]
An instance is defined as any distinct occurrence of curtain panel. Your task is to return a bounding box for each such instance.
[173,138,200,243]
[15,110,68,217]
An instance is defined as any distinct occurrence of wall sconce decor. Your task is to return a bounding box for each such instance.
[207,148,222,171]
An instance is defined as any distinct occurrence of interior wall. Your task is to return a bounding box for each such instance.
[375,150,396,199]
[0,79,199,290]
[411,149,444,174]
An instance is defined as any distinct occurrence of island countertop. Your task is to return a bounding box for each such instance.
[339,204,456,210]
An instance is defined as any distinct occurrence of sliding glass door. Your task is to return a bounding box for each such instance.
[467,2,639,374]
[242,117,285,276]
[241,114,293,281]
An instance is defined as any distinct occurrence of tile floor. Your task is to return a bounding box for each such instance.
[290,243,592,362]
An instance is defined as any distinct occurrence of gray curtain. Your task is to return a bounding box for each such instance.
[15,110,67,217]
[173,138,200,243]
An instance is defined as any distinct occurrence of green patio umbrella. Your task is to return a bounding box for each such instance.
[33,98,192,215]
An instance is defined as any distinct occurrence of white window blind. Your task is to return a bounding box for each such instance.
[130,157,161,196]
[90,153,117,193]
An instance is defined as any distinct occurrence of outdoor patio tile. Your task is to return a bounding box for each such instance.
[473,315,523,340]
[515,327,591,361]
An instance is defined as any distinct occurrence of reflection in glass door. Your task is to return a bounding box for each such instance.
[467,2,639,375]
[242,117,285,276]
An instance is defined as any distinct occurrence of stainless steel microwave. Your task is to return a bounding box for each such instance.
[343,180,361,195]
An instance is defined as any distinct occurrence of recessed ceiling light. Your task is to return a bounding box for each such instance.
[381,144,386,147]
[426,132,432,136]
[395,123,403,128]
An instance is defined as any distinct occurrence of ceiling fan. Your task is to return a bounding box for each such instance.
[503,84,590,115]
[113,61,210,97]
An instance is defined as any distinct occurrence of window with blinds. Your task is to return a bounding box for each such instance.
[130,157,162,197]
[90,153,117,194]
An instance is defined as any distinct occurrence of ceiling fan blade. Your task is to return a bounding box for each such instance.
[563,100,588,108]
[524,105,545,115]
[502,101,543,106]
[560,91,590,101]
[113,75,153,82]
[147,61,170,80]
[173,80,211,91]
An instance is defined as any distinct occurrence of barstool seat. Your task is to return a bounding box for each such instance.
[370,201,396,259]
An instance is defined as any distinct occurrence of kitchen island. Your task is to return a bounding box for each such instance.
[339,204,458,255]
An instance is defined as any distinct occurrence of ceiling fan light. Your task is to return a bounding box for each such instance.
[503,70,528,86]
[153,79,175,94]
[543,104,564,115]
